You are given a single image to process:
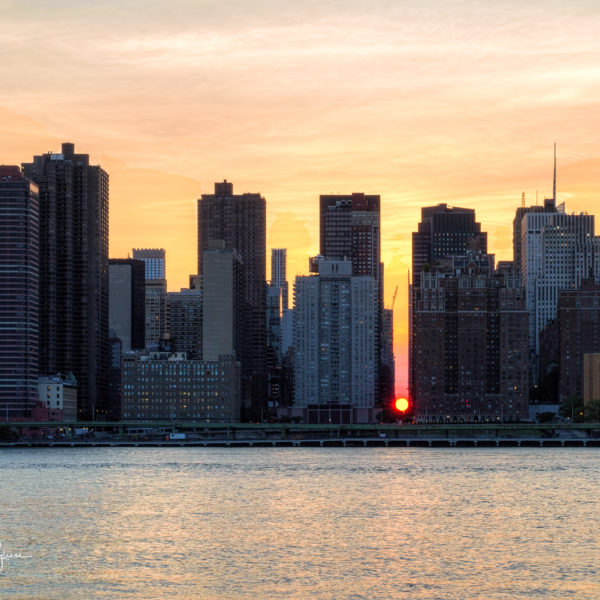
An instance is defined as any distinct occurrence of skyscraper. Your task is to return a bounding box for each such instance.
[201,242,244,364]
[514,145,561,271]
[133,248,165,280]
[319,193,381,280]
[512,200,556,272]
[319,193,383,405]
[198,180,266,418]
[166,288,202,359]
[0,167,39,418]
[294,259,376,420]
[109,258,146,351]
[380,308,395,406]
[520,207,599,363]
[411,203,487,288]
[271,248,289,311]
[132,248,167,349]
[267,248,289,368]
[412,253,529,421]
[23,143,109,419]
[409,203,488,404]
[556,280,600,403]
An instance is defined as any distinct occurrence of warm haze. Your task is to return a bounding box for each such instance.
[2,0,600,396]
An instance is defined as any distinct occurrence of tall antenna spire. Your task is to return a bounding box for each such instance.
[553,142,557,204]
[521,192,525,208]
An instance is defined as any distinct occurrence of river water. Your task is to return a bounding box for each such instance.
[0,447,598,599]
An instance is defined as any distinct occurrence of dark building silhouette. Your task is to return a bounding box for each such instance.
[23,142,109,419]
[412,253,528,421]
[556,280,600,403]
[109,259,146,351]
[380,308,395,407]
[266,248,291,413]
[167,288,202,359]
[0,167,39,418]
[412,204,487,289]
[197,181,266,419]
[108,334,122,421]
[410,204,488,405]
[132,248,167,349]
[202,243,245,373]
[320,193,381,280]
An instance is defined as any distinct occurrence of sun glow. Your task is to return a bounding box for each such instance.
[395,398,409,413]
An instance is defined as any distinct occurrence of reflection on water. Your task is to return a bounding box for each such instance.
[1,448,599,599]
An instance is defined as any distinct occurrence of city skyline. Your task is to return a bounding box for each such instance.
[2,0,600,396]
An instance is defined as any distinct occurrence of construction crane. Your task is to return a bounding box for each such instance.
[390,285,398,311]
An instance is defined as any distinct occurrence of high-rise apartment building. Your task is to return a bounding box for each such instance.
[267,248,290,367]
[0,167,39,418]
[23,143,109,419]
[519,206,599,361]
[412,253,529,421]
[266,285,283,361]
[109,259,146,352]
[512,199,556,271]
[294,259,376,417]
[132,248,167,349]
[319,194,381,280]
[556,280,600,403]
[319,193,383,405]
[197,181,266,417]
[166,288,202,359]
[380,308,395,405]
[409,204,488,406]
[133,248,165,280]
[271,248,289,311]
[411,204,487,288]
[202,242,245,364]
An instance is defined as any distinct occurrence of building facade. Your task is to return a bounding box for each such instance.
[294,259,376,414]
[109,258,146,351]
[412,254,529,421]
[319,194,381,279]
[0,167,39,418]
[520,207,599,371]
[37,374,77,421]
[271,248,289,311]
[122,352,241,421]
[556,280,600,402]
[411,204,487,289]
[132,248,165,280]
[319,193,384,404]
[410,204,488,407]
[132,248,167,349]
[583,353,600,406]
[202,243,245,363]
[23,142,109,419]
[380,308,395,405]
[197,181,266,418]
[166,288,202,359]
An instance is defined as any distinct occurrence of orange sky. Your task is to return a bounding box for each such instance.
[2,0,600,395]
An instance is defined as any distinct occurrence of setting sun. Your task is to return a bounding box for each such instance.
[395,398,409,413]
